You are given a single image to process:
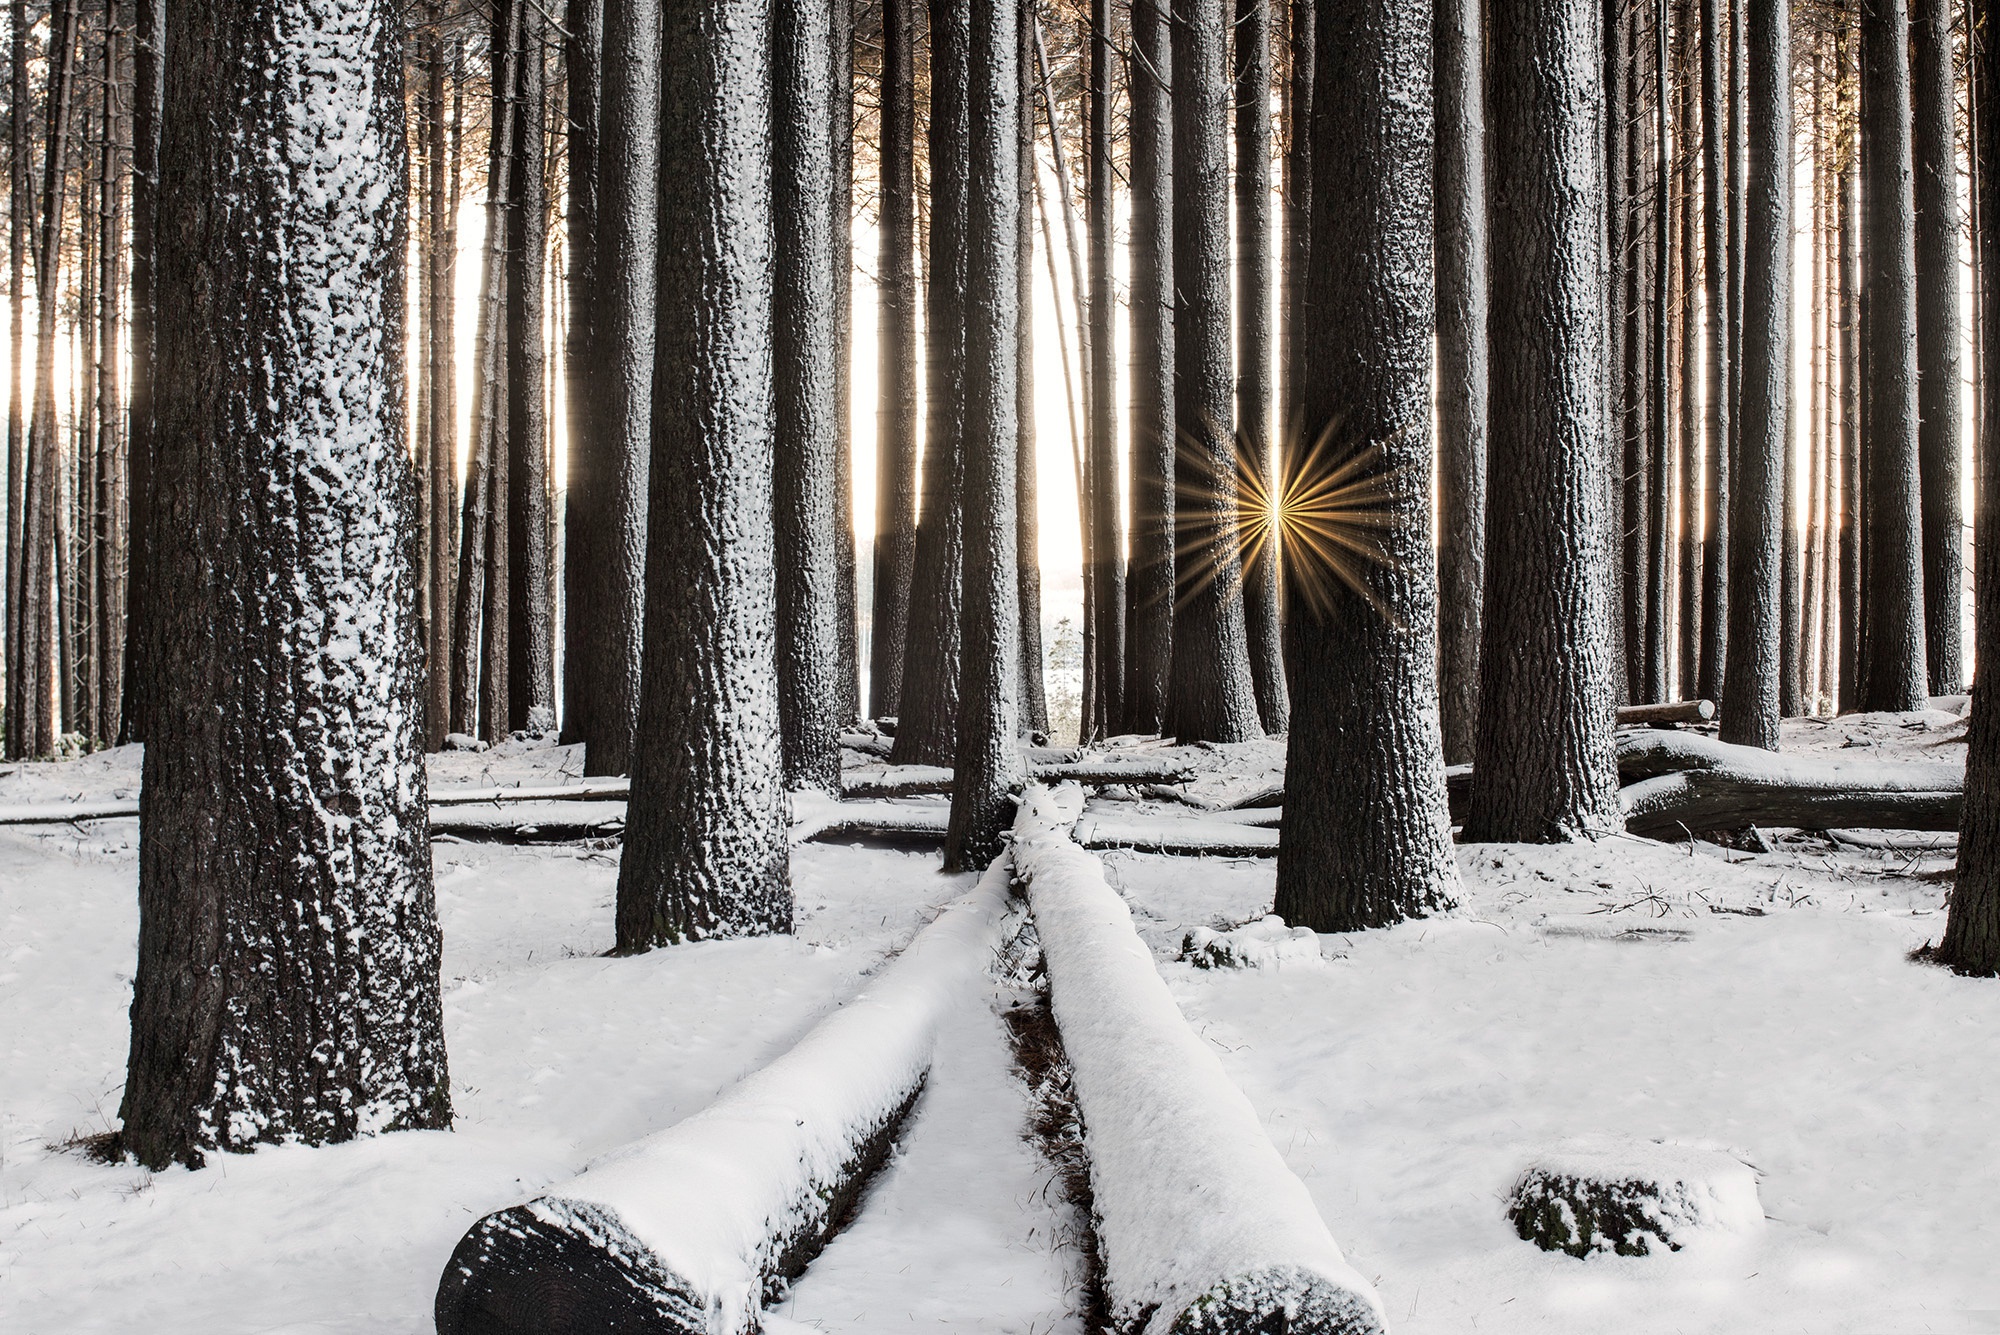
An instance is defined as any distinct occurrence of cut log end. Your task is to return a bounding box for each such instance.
[434,1200,704,1335]
[1163,1266,1386,1335]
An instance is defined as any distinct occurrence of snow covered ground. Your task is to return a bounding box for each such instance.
[5,721,1997,1333]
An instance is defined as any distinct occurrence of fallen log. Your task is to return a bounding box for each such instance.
[428,801,628,842]
[1011,785,1385,1335]
[435,858,1018,1335]
[838,765,955,799]
[0,798,138,825]
[429,779,631,805]
[1619,736,1963,837]
[838,757,1197,801]
[1615,699,1717,727]
[1071,811,1279,857]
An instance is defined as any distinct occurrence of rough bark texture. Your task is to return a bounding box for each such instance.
[1698,0,1731,704]
[1646,0,1671,707]
[1123,0,1176,735]
[5,0,27,758]
[1433,0,1485,765]
[1675,0,1700,701]
[1017,10,1050,737]
[868,0,918,720]
[1838,19,1862,712]
[1281,0,1312,486]
[428,15,460,751]
[945,0,1022,871]
[1858,0,1929,712]
[774,0,844,795]
[120,0,449,1168]
[1911,0,1962,695]
[1237,0,1288,734]
[1273,0,1460,931]
[506,1,553,733]
[1169,0,1262,744]
[1719,0,1788,751]
[559,0,601,750]
[117,0,162,746]
[614,0,790,948]
[1464,0,1623,842]
[1087,0,1124,736]
[832,0,860,723]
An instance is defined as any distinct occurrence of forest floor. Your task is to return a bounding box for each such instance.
[3,712,1996,1334]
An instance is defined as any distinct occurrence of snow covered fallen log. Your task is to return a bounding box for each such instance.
[1617,733,1963,836]
[0,798,139,825]
[1071,810,1280,857]
[428,801,628,841]
[1010,784,1386,1335]
[839,757,1197,801]
[1615,699,1716,727]
[428,779,632,805]
[839,765,956,798]
[434,858,1020,1335]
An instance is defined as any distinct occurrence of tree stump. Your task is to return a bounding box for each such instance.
[1508,1139,1762,1257]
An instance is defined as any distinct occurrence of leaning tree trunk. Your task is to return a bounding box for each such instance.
[1168,0,1262,744]
[1464,0,1623,842]
[1911,0,1962,695]
[1275,0,1460,932]
[1434,0,1486,765]
[868,0,918,721]
[119,0,449,1169]
[1122,0,1175,736]
[506,5,553,733]
[615,0,790,950]
[892,0,970,767]
[1236,0,1288,734]
[1939,0,1999,977]
[560,0,601,750]
[1698,0,1731,703]
[1719,0,1789,751]
[945,0,1022,872]
[1858,0,1928,712]
[773,0,844,796]
[1086,0,1125,736]
[1017,8,1050,737]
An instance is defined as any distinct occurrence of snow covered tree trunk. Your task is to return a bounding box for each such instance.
[117,0,161,747]
[1676,0,1701,702]
[1940,0,2000,977]
[1123,0,1176,736]
[893,0,969,767]
[1087,0,1125,737]
[831,0,861,725]
[506,5,553,733]
[1911,0,1962,696]
[427,13,459,752]
[576,0,659,777]
[774,0,844,796]
[1169,0,1262,744]
[945,0,1022,872]
[1463,0,1623,841]
[615,0,790,948]
[4,0,25,759]
[1646,0,1671,709]
[1699,0,1731,704]
[1017,10,1051,738]
[1274,0,1460,931]
[560,0,602,750]
[1858,0,1928,713]
[1838,16,1862,714]
[119,0,450,1168]
[868,0,919,721]
[1721,0,1788,750]
[1433,0,1485,765]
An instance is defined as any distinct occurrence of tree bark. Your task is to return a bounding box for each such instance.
[94,6,126,743]
[506,5,552,733]
[1676,0,1700,700]
[119,0,448,1168]
[1086,0,1124,736]
[1016,6,1050,737]
[831,0,860,724]
[426,11,459,751]
[1168,0,1262,743]
[1621,2,1650,704]
[868,0,918,721]
[1276,0,1461,932]
[1434,0,1485,764]
[1646,0,1671,707]
[1464,0,1623,841]
[615,0,790,949]
[1281,0,1312,485]
[559,0,601,751]
[774,0,844,795]
[5,0,27,758]
[1698,0,1731,703]
[1123,0,1175,735]
[1719,0,1789,750]
[1912,0,1962,695]
[1838,15,1863,712]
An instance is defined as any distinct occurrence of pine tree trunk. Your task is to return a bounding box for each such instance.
[5,0,26,759]
[1016,6,1050,737]
[1168,0,1262,743]
[94,7,125,742]
[831,0,859,724]
[1236,0,1287,734]
[1465,0,1622,842]
[1123,0,1175,735]
[1911,0,1962,694]
[119,0,449,1168]
[893,0,969,766]
[1646,0,1671,707]
[1698,0,1731,703]
[774,0,844,796]
[506,8,552,732]
[1719,0,1789,750]
[1858,0,1928,712]
[1621,3,1650,703]
[1275,0,1460,929]
[1838,15,1862,713]
[868,0,918,721]
[1604,0,1630,706]
[1676,0,1700,700]
[945,0,1021,871]
[1804,50,1828,711]
[616,0,790,948]
[559,0,600,750]
[1087,0,1124,735]
[1281,0,1312,468]
[1434,0,1485,765]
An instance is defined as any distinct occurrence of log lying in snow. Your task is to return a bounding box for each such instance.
[0,798,139,825]
[434,858,1019,1335]
[839,757,1198,800]
[838,764,956,798]
[1617,731,1963,836]
[1071,810,1280,857]
[1615,699,1717,727]
[429,779,632,805]
[429,801,628,841]
[1011,784,1386,1335]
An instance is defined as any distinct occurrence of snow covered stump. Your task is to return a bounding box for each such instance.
[1011,785,1388,1335]
[433,860,1019,1335]
[1507,1138,1764,1257]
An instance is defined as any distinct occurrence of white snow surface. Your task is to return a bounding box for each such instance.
[1011,784,1387,1335]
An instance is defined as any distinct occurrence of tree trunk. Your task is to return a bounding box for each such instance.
[1168,0,1262,743]
[615,0,790,949]
[559,0,601,750]
[1464,0,1623,841]
[868,0,918,721]
[5,0,26,759]
[1236,0,1287,735]
[1912,0,1962,695]
[1646,0,1671,707]
[1621,1,1650,704]
[1698,0,1731,703]
[774,0,844,796]
[831,0,860,725]
[1016,6,1050,737]
[1275,0,1460,929]
[1281,0,1312,481]
[893,0,969,767]
[119,0,449,1168]
[1838,15,1862,712]
[1604,0,1629,707]
[1434,0,1486,765]
[1804,50,1829,711]
[94,6,125,742]
[1123,0,1175,735]
[1676,0,1700,700]
[506,6,552,732]
[1087,0,1124,736]
[944,0,1021,871]
[427,11,458,751]
[1719,0,1788,750]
